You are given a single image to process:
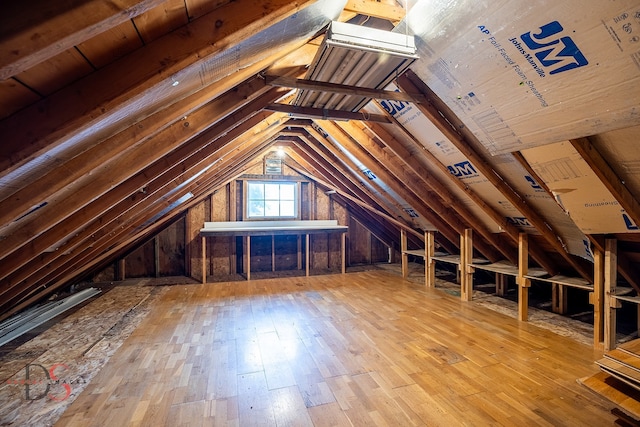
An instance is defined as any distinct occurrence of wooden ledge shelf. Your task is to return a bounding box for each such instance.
[200,220,348,282]
[612,288,640,305]
[471,261,547,277]
[200,220,348,236]
[528,274,594,291]
[402,249,427,259]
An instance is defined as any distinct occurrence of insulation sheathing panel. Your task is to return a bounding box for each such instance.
[404,0,640,154]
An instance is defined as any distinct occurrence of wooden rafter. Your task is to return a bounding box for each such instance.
[3,134,277,319]
[571,137,640,232]
[284,147,421,249]
[284,132,439,250]
[367,115,558,274]
[0,80,290,272]
[0,0,315,177]
[397,70,593,280]
[343,0,406,23]
[264,103,391,123]
[340,120,509,263]
[264,75,426,104]
[315,119,481,255]
[0,0,168,80]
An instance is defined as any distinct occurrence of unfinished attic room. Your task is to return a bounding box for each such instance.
[3,0,640,426]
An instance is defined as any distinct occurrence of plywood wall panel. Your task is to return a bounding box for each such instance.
[371,235,388,263]
[125,240,155,278]
[274,235,298,271]
[250,235,272,272]
[158,218,185,276]
[187,199,206,281]
[349,216,371,265]
[211,186,232,275]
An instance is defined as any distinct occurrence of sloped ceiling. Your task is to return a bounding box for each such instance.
[1,0,640,320]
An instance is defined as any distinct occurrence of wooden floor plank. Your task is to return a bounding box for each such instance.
[27,270,617,426]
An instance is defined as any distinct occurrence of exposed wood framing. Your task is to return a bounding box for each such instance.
[604,238,618,351]
[518,233,531,322]
[2,112,278,320]
[592,245,605,347]
[571,138,640,231]
[0,84,288,283]
[264,103,391,123]
[264,75,426,103]
[0,0,167,79]
[460,229,473,302]
[353,119,514,263]
[0,0,314,176]
[365,114,551,271]
[397,70,592,281]
[343,0,406,22]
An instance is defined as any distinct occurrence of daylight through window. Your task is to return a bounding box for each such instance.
[247,181,297,218]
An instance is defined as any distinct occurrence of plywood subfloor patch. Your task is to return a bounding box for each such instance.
[0,281,171,426]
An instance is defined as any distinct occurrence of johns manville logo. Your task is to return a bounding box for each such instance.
[510,21,588,76]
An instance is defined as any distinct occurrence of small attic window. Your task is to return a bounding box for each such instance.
[265,158,282,174]
[246,181,298,219]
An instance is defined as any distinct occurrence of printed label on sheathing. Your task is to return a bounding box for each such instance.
[623,210,639,230]
[478,20,589,108]
[362,169,376,180]
[524,175,545,192]
[603,7,640,71]
[506,216,533,228]
[516,21,589,76]
[447,160,479,178]
[405,208,419,218]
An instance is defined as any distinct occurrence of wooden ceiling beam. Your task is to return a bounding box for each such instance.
[288,126,438,240]
[397,70,593,280]
[264,75,426,104]
[343,0,406,23]
[0,0,167,80]
[366,115,559,274]
[264,103,392,123]
[0,70,290,226]
[284,133,429,248]
[284,147,416,248]
[0,110,285,293]
[0,80,289,269]
[342,120,512,263]
[307,121,465,253]
[285,135,394,217]
[0,0,315,177]
[0,110,286,294]
[327,120,501,260]
[2,137,276,317]
[571,137,640,233]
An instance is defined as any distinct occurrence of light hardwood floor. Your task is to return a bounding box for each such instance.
[56,270,615,426]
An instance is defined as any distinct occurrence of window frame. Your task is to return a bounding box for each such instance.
[244,180,300,220]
